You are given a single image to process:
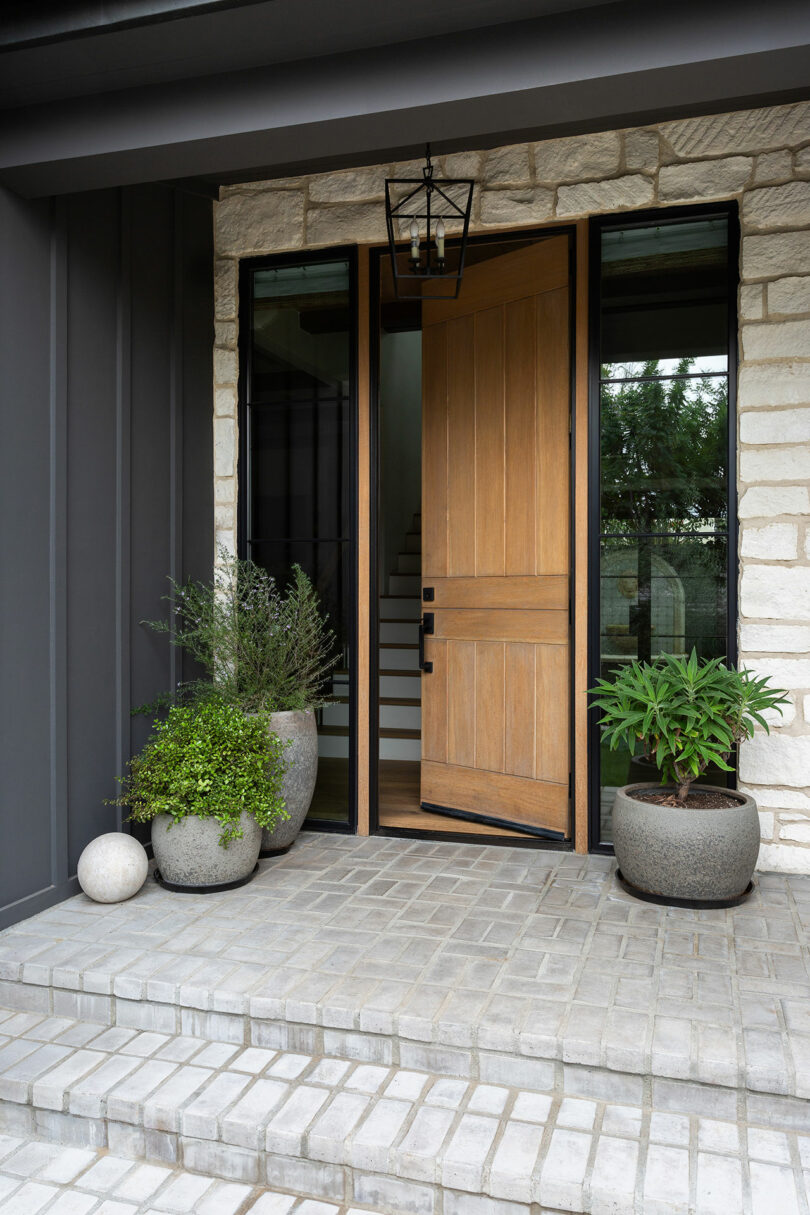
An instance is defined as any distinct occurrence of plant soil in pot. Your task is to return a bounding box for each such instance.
[261,709,318,855]
[590,649,788,908]
[613,782,760,903]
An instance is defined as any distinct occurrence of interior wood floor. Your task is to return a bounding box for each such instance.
[378,760,528,838]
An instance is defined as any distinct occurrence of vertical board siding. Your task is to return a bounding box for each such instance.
[0,184,214,929]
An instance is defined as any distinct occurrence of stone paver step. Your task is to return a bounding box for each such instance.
[0,1136,392,1215]
[1,1008,810,1213]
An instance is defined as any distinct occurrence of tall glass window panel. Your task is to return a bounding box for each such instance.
[243,257,354,824]
[596,216,733,843]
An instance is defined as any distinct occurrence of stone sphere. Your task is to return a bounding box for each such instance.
[77,833,149,904]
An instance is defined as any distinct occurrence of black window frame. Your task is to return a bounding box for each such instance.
[237,245,359,835]
[587,200,740,853]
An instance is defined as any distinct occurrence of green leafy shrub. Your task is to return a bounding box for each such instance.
[149,549,339,714]
[113,698,288,845]
[589,649,788,805]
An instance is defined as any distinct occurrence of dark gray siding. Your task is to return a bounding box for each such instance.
[0,183,213,929]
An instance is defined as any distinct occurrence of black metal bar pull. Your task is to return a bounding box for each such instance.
[419,612,434,673]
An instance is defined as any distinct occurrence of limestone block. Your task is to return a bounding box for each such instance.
[214,259,238,320]
[768,277,810,315]
[740,522,798,560]
[740,622,810,652]
[441,152,482,179]
[740,444,810,482]
[214,418,236,479]
[534,131,621,183]
[479,188,553,226]
[744,181,810,231]
[740,733,810,786]
[779,820,810,844]
[746,657,810,689]
[214,478,234,506]
[306,204,387,246]
[761,697,796,728]
[658,157,751,201]
[308,167,387,203]
[77,834,148,904]
[483,145,531,186]
[796,146,810,174]
[215,321,236,349]
[740,564,810,620]
[738,486,810,518]
[740,285,764,319]
[740,407,810,444]
[215,529,236,558]
[743,319,810,360]
[215,504,234,531]
[805,694,810,723]
[214,387,236,418]
[757,842,810,874]
[748,786,810,810]
[758,810,775,839]
[213,347,238,386]
[556,175,653,217]
[216,191,304,256]
[738,362,810,409]
[754,150,793,184]
[660,102,810,159]
[623,129,660,173]
[742,232,810,280]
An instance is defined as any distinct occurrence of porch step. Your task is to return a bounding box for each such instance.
[379,644,420,670]
[378,596,421,620]
[394,552,421,575]
[322,700,421,731]
[379,619,419,644]
[387,573,420,596]
[3,1006,806,1213]
[319,725,419,762]
[0,1137,391,1215]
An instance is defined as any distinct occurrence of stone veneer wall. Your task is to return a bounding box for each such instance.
[212,100,810,872]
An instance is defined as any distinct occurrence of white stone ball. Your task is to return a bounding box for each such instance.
[77,833,149,903]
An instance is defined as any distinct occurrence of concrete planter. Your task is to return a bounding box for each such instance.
[151,811,261,889]
[261,708,318,855]
[613,782,760,905]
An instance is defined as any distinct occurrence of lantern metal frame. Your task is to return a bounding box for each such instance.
[385,145,474,300]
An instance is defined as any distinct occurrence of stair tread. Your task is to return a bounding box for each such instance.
[0,1003,799,1215]
[379,643,419,650]
[379,667,421,676]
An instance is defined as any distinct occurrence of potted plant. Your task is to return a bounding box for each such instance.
[153,550,338,855]
[113,698,287,890]
[589,649,788,906]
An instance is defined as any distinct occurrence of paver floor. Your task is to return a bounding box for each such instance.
[1,834,809,1098]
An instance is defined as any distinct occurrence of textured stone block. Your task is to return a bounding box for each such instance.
[740,284,764,319]
[769,277,810,315]
[214,259,237,320]
[660,102,810,158]
[214,418,236,479]
[755,150,794,184]
[216,191,304,256]
[740,522,798,560]
[744,181,810,230]
[741,407,810,444]
[741,565,810,621]
[738,361,810,408]
[306,204,386,246]
[739,486,810,518]
[309,167,387,202]
[534,131,621,182]
[740,734,810,786]
[479,188,553,226]
[747,657,810,689]
[441,152,482,179]
[659,156,751,201]
[742,232,810,280]
[623,128,660,172]
[740,444,810,482]
[556,175,653,217]
[742,319,810,361]
[483,146,531,186]
[741,623,810,652]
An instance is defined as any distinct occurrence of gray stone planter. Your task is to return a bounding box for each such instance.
[151,811,261,889]
[613,782,760,905]
[261,709,318,855]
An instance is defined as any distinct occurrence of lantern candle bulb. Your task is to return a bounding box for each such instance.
[409,219,419,263]
[436,218,445,264]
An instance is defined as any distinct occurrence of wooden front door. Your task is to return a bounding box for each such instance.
[420,235,571,837]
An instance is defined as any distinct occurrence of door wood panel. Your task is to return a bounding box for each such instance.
[421,235,571,838]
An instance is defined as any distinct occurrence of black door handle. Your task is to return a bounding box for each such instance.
[419,613,434,673]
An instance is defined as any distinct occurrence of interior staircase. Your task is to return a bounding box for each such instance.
[319,512,422,764]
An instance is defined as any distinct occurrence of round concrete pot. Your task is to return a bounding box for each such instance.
[261,709,318,855]
[613,783,759,905]
[151,811,261,890]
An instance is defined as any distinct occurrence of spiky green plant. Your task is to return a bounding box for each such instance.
[589,649,788,805]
